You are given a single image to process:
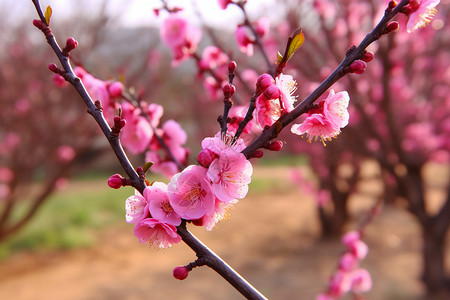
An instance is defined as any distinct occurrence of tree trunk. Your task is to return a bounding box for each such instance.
[422,222,450,299]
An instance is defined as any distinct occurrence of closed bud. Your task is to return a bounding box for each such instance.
[382,21,399,35]
[65,37,78,52]
[48,63,59,73]
[256,73,274,94]
[173,266,189,280]
[107,174,123,189]
[362,51,374,62]
[263,84,281,100]
[388,1,398,9]
[197,150,216,168]
[348,60,367,74]
[264,140,283,151]
[249,150,264,159]
[228,61,237,73]
[222,84,236,98]
[32,19,45,30]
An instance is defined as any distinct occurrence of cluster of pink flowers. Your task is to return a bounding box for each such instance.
[67,67,189,178]
[124,133,252,247]
[254,73,298,128]
[291,89,350,145]
[160,14,202,66]
[317,230,372,299]
[198,46,230,100]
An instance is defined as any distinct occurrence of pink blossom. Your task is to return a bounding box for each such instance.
[350,268,372,293]
[125,190,150,224]
[291,114,340,145]
[323,90,350,128]
[121,117,153,154]
[146,103,164,127]
[167,165,215,220]
[133,218,181,248]
[201,132,247,156]
[75,67,116,121]
[207,150,253,202]
[276,74,298,112]
[254,93,282,128]
[227,105,253,134]
[406,0,440,33]
[120,102,153,155]
[160,14,202,65]
[147,182,181,226]
[52,74,67,87]
[163,120,187,146]
[235,25,254,56]
[255,17,270,37]
[201,199,237,231]
[145,151,179,178]
[198,46,229,73]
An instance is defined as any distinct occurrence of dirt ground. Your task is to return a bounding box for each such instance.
[0,165,448,300]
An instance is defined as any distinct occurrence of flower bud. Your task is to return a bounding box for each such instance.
[48,63,59,73]
[382,21,399,35]
[197,150,216,168]
[108,82,123,98]
[249,150,264,159]
[255,73,273,94]
[228,61,237,73]
[362,51,374,62]
[348,60,367,74]
[222,84,236,98]
[108,174,123,189]
[263,84,281,100]
[388,1,398,9]
[263,140,283,151]
[32,19,45,30]
[65,37,78,52]
[173,266,189,280]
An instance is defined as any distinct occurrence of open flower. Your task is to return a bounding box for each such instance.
[291,89,349,145]
[134,218,181,248]
[167,165,215,220]
[406,0,440,33]
[125,189,150,224]
[147,182,182,226]
[207,150,253,202]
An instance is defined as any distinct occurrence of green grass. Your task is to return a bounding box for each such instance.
[0,178,133,259]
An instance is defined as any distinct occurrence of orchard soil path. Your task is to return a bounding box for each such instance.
[0,165,448,300]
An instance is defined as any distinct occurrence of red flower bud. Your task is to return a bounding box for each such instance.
[228,61,237,73]
[222,84,236,98]
[362,51,374,62]
[32,19,45,30]
[348,60,367,74]
[173,266,189,280]
[108,174,123,189]
[249,150,264,159]
[263,84,281,100]
[197,150,216,168]
[48,63,59,73]
[65,37,78,52]
[256,74,274,94]
[264,141,283,151]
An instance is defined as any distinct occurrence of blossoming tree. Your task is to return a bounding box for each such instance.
[29,0,446,299]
